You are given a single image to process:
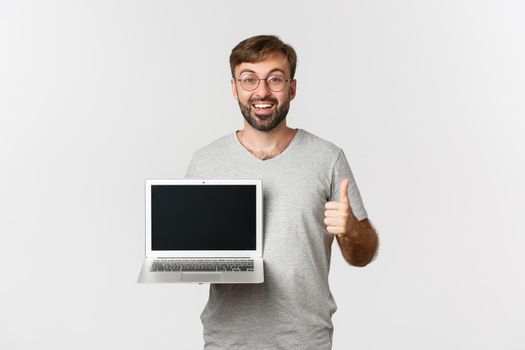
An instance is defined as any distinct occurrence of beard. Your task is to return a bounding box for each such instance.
[238,97,291,132]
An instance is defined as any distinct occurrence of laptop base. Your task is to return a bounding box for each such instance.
[137,258,264,284]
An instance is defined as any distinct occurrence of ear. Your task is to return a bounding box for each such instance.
[231,79,238,100]
[289,79,297,101]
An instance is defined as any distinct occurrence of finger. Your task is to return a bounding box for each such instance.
[339,178,350,203]
[326,225,346,235]
[325,201,346,210]
[324,217,345,226]
[324,209,344,218]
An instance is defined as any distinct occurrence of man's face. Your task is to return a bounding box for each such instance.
[231,53,296,132]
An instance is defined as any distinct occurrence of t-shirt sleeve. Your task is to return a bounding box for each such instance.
[329,149,368,221]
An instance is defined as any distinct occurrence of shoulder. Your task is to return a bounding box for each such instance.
[190,132,234,162]
[297,128,343,159]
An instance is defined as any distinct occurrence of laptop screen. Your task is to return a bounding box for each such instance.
[151,185,257,250]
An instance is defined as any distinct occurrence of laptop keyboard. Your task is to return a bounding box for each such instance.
[151,259,254,272]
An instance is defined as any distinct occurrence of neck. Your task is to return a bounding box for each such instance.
[237,121,296,152]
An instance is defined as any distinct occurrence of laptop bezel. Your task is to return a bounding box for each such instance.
[144,178,263,258]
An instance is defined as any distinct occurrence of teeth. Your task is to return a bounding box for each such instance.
[254,104,273,109]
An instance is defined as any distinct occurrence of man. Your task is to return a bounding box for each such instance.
[185,35,378,350]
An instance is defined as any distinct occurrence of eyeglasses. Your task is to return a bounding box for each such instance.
[236,74,293,92]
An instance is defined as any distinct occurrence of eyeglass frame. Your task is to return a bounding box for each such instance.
[234,74,295,92]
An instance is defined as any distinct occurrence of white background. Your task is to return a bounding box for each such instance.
[1,1,524,349]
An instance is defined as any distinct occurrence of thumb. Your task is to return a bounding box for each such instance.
[339,178,350,203]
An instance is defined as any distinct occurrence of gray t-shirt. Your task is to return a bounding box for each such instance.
[185,128,368,350]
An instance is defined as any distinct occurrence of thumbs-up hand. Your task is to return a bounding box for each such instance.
[324,178,358,238]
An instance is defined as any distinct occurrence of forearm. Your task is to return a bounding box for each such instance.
[336,218,378,267]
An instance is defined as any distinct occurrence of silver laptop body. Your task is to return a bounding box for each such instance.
[138,178,264,283]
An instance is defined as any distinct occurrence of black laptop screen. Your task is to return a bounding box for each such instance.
[151,185,257,250]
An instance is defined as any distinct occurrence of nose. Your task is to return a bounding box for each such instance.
[253,79,272,98]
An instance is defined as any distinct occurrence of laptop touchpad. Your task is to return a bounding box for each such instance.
[181,272,222,283]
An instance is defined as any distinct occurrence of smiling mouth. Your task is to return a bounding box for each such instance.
[252,103,274,109]
[251,100,277,116]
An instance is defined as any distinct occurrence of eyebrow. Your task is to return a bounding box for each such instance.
[238,68,287,76]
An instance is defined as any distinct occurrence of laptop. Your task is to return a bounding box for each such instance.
[137,178,264,283]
